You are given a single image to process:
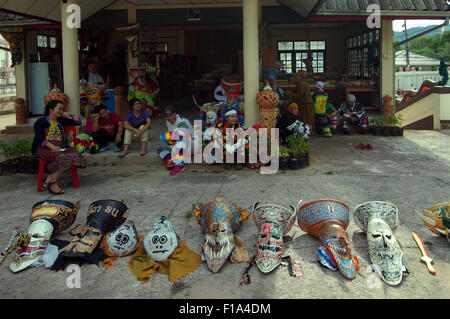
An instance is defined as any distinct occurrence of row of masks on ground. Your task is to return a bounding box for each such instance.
[0,198,448,287]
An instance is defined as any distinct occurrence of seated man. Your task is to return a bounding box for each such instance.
[338,94,368,134]
[157,105,196,176]
[91,104,124,153]
[313,81,338,137]
[215,109,248,170]
[276,102,310,143]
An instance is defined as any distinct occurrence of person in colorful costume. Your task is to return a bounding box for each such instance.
[276,102,310,142]
[128,69,155,117]
[145,64,161,117]
[313,81,338,137]
[157,105,198,176]
[215,109,248,170]
[338,94,368,134]
[32,100,87,195]
[218,81,245,125]
[79,61,108,132]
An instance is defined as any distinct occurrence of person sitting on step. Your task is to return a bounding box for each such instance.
[91,104,124,153]
[119,98,151,157]
[338,94,368,135]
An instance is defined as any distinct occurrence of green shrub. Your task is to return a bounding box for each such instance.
[0,140,32,160]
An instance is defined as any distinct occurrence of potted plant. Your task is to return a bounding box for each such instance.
[278,146,289,170]
[298,137,310,168]
[288,145,300,170]
[285,135,300,170]
[0,139,38,175]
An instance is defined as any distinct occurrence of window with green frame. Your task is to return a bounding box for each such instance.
[346,29,380,78]
[277,40,326,74]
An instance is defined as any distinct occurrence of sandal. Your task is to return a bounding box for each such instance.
[42,177,52,190]
[48,182,65,195]
[118,151,129,158]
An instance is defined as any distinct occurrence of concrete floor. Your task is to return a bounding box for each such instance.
[0,124,449,299]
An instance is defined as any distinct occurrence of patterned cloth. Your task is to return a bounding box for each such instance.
[128,240,203,283]
[36,141,86,173]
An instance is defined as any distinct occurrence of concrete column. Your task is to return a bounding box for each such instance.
[243,0,260,127]
[14,40,27,105]
[127,5,139,68]
[61,0,80,115]
[381,20,394,112]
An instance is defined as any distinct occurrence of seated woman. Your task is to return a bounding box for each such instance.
[338,94,368,134]
[32,100,86,194]
[276,102,311,143]
[119,98,151,157]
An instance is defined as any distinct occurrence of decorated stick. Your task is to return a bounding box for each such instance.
[412,232,436,275]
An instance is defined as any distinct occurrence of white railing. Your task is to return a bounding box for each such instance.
[395,71,441,90]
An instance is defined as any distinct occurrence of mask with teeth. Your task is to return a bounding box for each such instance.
[192,196,249,273]
[354,201,407,286]
[252,202,296,273]
[205,111,218,128]
[143,216,180,262]
[368,218,404,286]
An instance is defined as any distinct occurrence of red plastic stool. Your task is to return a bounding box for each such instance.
[65,125,77,142]
[37,160,80,192]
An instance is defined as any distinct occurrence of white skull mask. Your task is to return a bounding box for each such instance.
[205,111,218,128]
[143,216,180,262]
[106,221,140,256]
[367,218,404,286]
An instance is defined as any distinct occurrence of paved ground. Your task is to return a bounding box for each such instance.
[0,124,449,299]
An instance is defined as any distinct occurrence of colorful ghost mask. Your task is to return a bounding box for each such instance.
[0,200,80,273]
[297,199,359,280]
[421,202,450,243]
[354,201,407,286]
[143,216,180,262]
[192,196,250,273]
[252,202,296,273]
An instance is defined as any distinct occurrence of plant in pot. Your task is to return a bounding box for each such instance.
[389,114,404,136]
[298,137,310,168]
[285,135,300,170]
[0,139,37,175]
[278,146,290,170]
[371,115,384,135]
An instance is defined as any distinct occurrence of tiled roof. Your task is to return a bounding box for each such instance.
[318,0,449,13]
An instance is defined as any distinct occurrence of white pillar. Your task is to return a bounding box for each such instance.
[61,0,80,115]
[243,0,260,127]
[381,20,394,111]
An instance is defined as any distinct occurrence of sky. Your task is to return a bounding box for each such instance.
[393,19,447,31]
